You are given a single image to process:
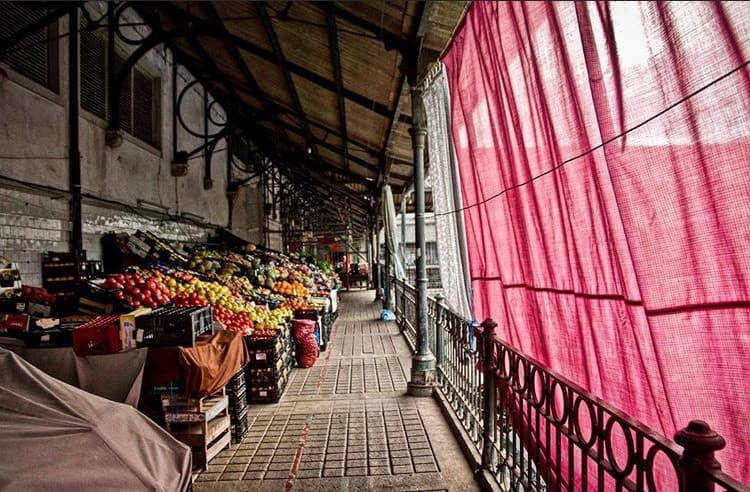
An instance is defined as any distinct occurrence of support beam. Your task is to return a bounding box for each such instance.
[325,10,349,170]
[407,85,436,397]
[256,3,322,166]
[380,2,434,188]
[147,6,393,118]
[322,3,409,53]
[68,7,82,258]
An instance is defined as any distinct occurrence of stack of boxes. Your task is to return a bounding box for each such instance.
[226,369,249,443]
[244,323,294,403]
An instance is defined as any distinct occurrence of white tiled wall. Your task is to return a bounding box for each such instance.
[0,188,214,285]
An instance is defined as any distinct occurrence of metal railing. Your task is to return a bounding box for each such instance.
[389,277,749,492]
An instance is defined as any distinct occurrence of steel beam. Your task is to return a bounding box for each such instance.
[321,3,409,53]
[256,3,322,165]
[325,10,349,170]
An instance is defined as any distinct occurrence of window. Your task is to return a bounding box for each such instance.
[0,4,59,92]
[80,28,106,118]
[425,242,439,265]
[79,20,160,148]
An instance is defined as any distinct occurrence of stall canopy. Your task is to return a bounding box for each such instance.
[443,1,750,482]
[0,348,192,491]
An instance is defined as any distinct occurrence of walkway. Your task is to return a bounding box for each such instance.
[195,290,479,492]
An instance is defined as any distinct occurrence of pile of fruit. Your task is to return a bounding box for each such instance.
[213,305,253,335]
[272,280,308,297]
[102,272,172,308]
[281,298,311,311]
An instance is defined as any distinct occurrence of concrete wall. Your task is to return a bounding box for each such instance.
[0,9,262,284]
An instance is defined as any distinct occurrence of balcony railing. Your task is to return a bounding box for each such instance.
[389,277,749,492]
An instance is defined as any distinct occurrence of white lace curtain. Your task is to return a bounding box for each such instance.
[423,62,472,318]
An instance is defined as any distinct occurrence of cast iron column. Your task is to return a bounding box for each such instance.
[407,86,436,396]
[400,194,407,274]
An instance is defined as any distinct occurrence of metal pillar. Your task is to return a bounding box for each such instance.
[68,8,83,259]
[407,85,436,396]
[400,193,407,275]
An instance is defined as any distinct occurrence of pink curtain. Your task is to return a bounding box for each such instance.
[443,1,750,484]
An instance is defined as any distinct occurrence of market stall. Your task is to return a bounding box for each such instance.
[0,229,340,472]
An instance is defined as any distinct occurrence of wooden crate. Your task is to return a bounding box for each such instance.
[162,388,231,471]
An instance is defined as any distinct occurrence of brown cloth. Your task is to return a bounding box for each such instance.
[178,330,247,397]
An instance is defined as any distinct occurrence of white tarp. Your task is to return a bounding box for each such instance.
[0,348,192,491]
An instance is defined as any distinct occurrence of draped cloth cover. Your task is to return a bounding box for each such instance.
[423,63,473,318]
[382,184,407,281]
[443,1,750,483]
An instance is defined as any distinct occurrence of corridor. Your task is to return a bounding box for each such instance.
[194,290,479,491]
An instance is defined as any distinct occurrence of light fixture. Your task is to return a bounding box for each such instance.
[180,211,205,223]
[365,177,374,182]
[171,151,189,177]
[137,199,169,214]
[307,146,312,155]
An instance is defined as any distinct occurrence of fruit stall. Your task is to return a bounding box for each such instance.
[0,229,339,471]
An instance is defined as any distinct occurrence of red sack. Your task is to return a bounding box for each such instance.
[292,319,317,368]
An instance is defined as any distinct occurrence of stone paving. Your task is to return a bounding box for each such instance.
[194,290,479,492]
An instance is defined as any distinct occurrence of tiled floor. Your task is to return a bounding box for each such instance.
[194,290,479,492]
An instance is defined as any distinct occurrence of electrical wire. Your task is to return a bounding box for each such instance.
[434,56,750,218]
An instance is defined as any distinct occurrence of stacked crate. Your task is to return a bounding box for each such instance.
[226,369,249,443]
[135,306,213,347]
[244,323,294,403]
[162,388,231,471]
[41,252,102,315]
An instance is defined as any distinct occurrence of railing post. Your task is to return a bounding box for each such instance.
[477,318,498,475]
[675,420,727,492]
[434,294,446,370]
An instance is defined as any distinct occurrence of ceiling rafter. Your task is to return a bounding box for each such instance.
[256,2,322,167]
[325,9,349,170]
[322,3,409,53]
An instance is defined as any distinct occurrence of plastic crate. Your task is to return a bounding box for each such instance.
[226,368,246,393]
[246,360,290,386]
[136,306,213,347]
[72,315,122,355]
[25,326,75,347]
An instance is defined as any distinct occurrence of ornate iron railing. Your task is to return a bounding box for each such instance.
[392,278,417,351]
[388,277,749,492]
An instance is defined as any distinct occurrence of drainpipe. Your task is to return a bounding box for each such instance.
[407,85,436,397]
[68,8,83,258]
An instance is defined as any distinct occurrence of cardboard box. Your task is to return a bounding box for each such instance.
[119,307,152,350]
[26,302,53,318]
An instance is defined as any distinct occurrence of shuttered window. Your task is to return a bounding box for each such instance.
[80,29,106,119]
[113,52,132,134]
[78,22,160,149]
[133,68,159,146]
[0,4,59,92]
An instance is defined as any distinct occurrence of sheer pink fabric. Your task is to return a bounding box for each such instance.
[443,1,750,484]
